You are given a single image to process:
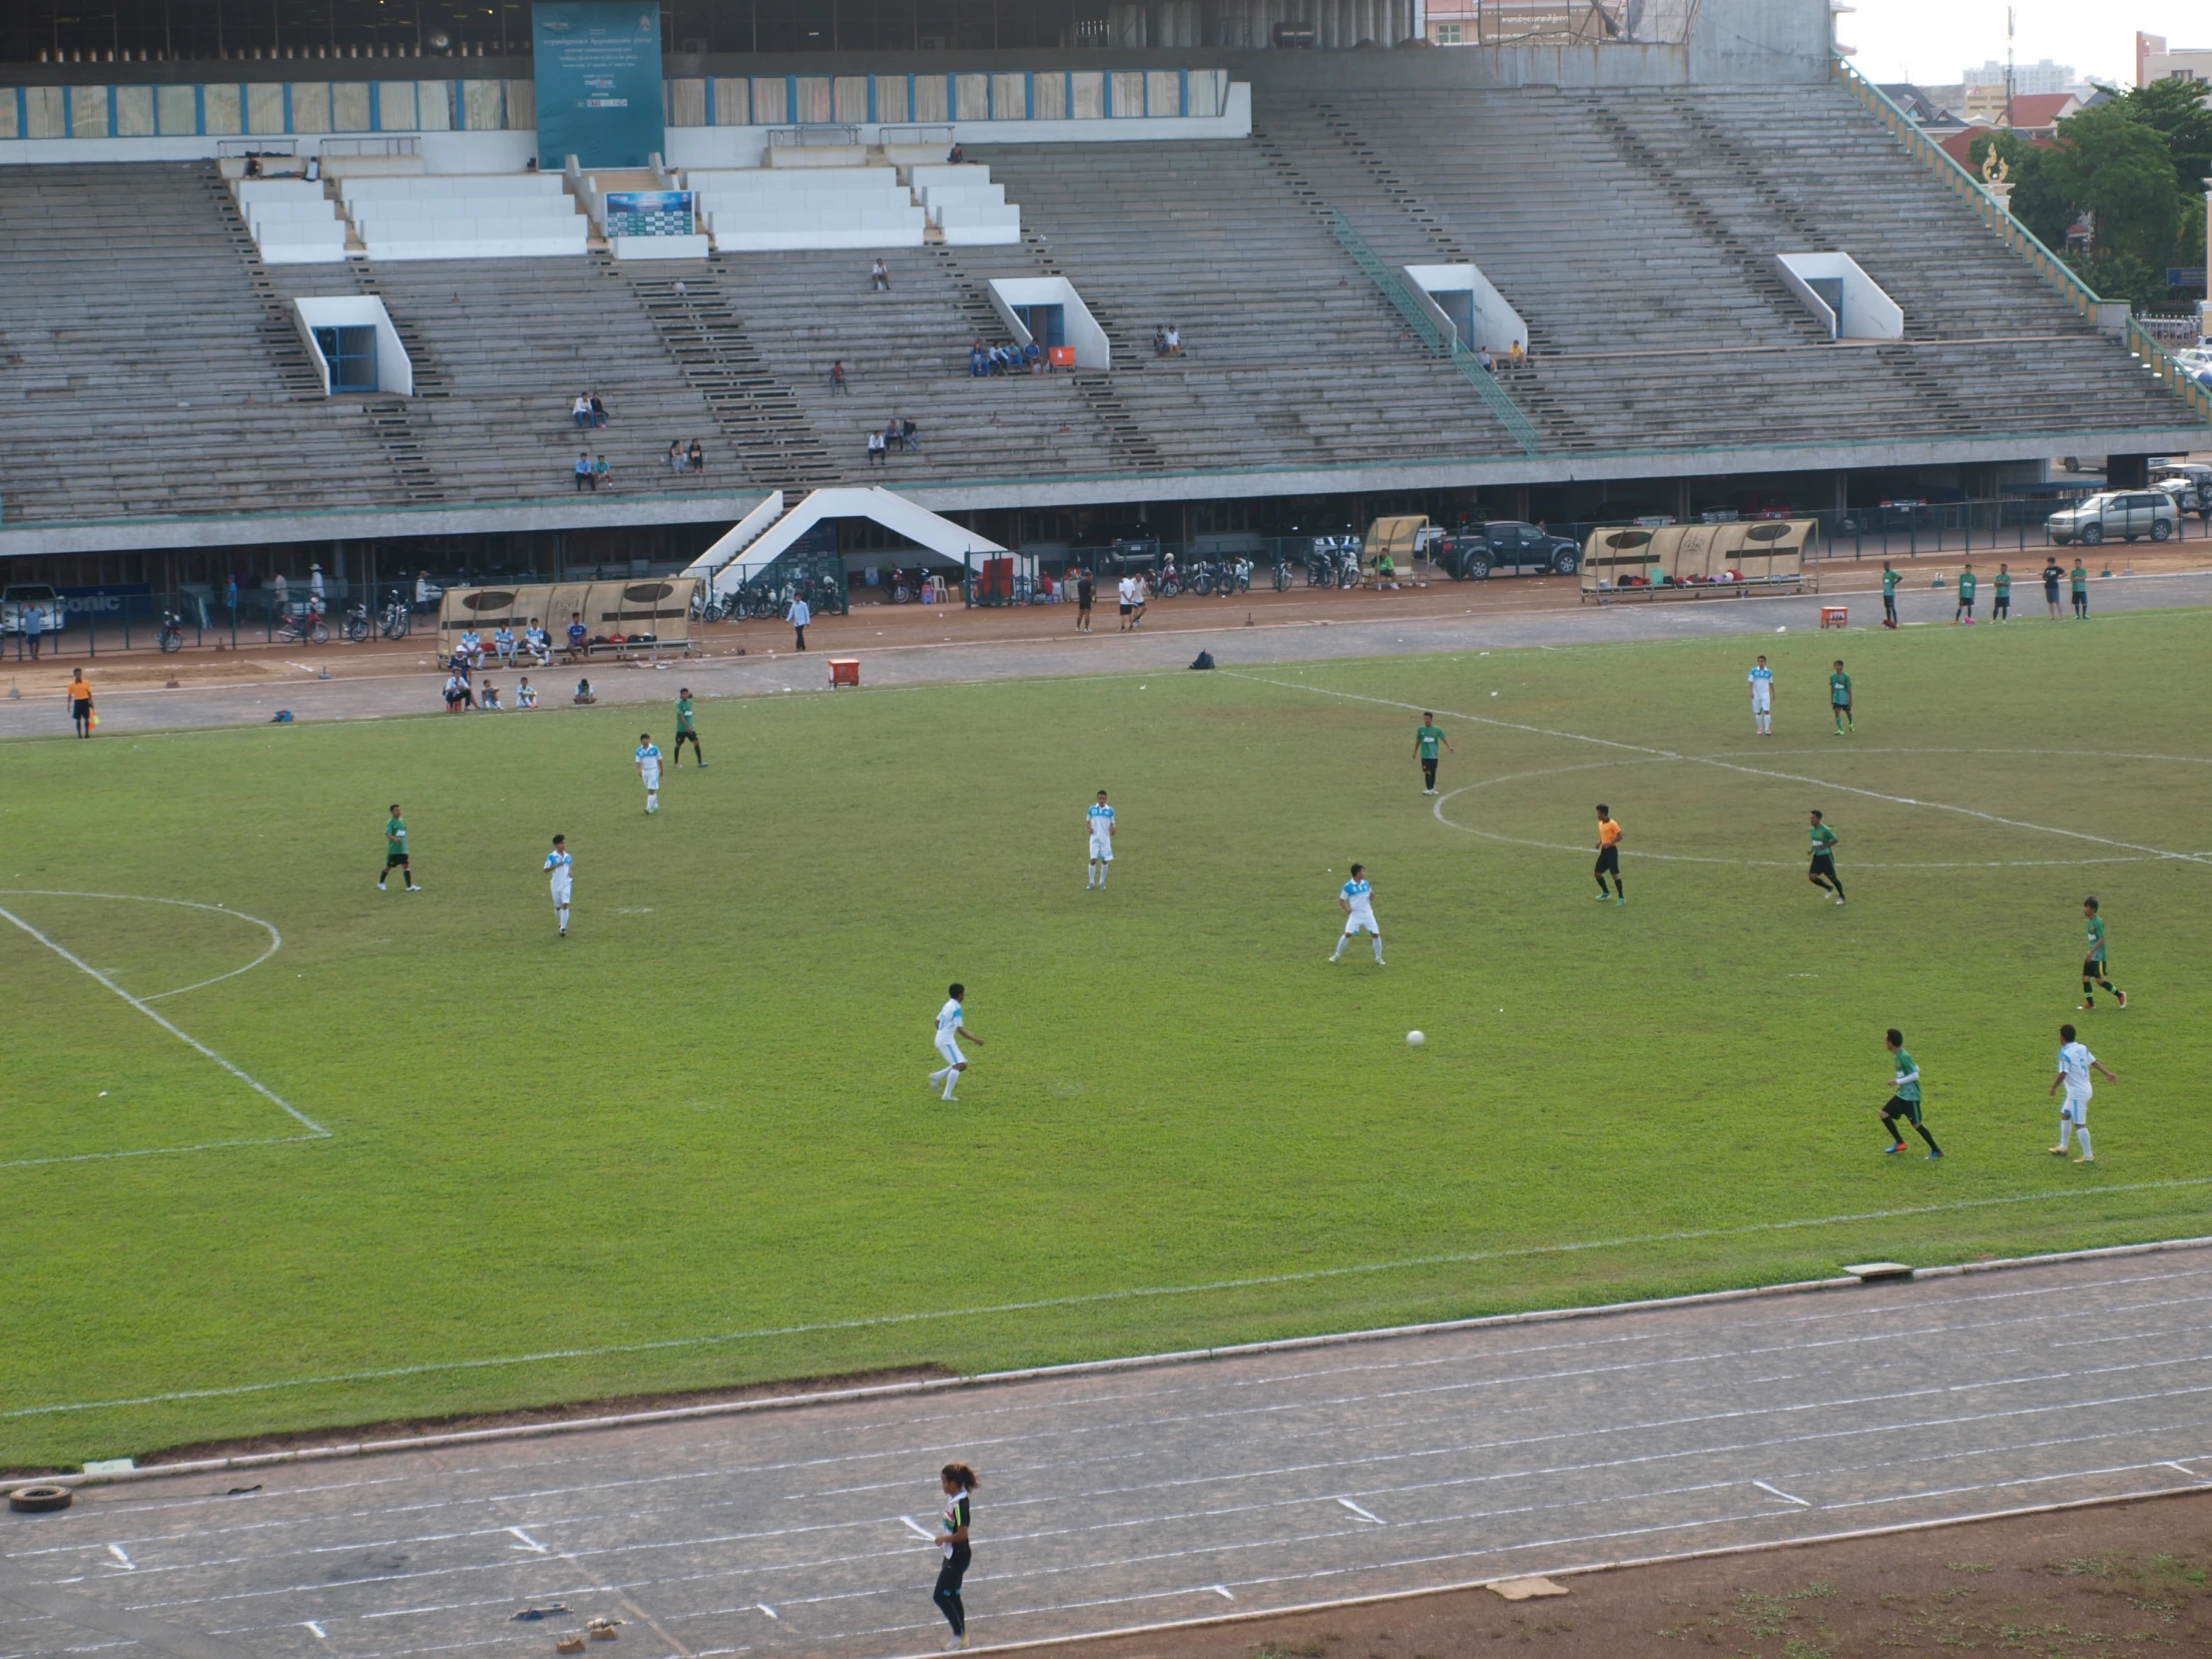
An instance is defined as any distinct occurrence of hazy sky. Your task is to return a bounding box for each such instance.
[1844,0,2207,88]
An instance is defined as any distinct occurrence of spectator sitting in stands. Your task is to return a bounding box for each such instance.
[575,451,595,491]
[525,620,552,664]
[1023,340,1042,372]
[1166,323,1182,356]
[901,416,919,452]
[969,342,988,378]
[573,392,593,429]
[1508,339,1525,367]
[566,614,589,661]
[493,625,516,665]
[1476,347,1495,373]
[947,143,965,164]
[1153,326,1168,357]
[517,677,538,709]
[886,416,907,453]
[443,671,472,712]
[688,438,705,472]
[593,454,612,490]
[870,258,890,291]
[666,440,685,472]
[1377,552,1398,589]
[590,391,608,427]
[830,360,850,394]
[459,627,483,667]
[480,679,503,711]
[573,677,597,705]
[867,429,887,466]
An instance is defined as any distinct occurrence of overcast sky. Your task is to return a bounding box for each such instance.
[1844,0,2206,88]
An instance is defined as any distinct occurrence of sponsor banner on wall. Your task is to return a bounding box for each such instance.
[605,190,694,236]
[57,583,156,617]
[533,1,666,171]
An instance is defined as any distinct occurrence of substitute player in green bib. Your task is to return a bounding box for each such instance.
[1807,810,1844,904]
[671,689,706,768]
[1414,713,1454,796]
[379,804,420,891]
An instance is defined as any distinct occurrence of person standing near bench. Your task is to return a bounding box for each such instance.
[672,689,706,768]
[1953,562,1976,624]
[787,593,812,652]
[2043,557,2065,618]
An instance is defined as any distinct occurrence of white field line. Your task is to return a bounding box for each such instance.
[8,1179,2209,1422]
[1220,672,2212,865]
[0,901,328,1150]
[0,889,283,1001]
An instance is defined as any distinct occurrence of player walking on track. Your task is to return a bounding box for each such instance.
[1748,656,1774,736]
[672,690,706,767]
[1414,713,1454,794]
[1593,806,1625,904]
[928,983,983,1100]
[2049,1022,2116,1164]
[2078,897,2126,1008]
[1829,660,1854,735]
[1881,1029,1942,1159]
[379,805,420,891]
[930,1463,979,1650]
[545,835,573,936]
[1807,810,1844,904]
[635,733,662,814]
[1330,863,1383,963]
[1086,791,1116,888]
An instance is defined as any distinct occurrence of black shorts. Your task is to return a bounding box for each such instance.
[1810,853,1837,878]
[72,699,91,717]
[1118,603,1132,616]
[1832,700,1851,714]
[1078,593,1093,611]
[385,850,409,867]
[1594,844,1620,875]
[1883,1094,1923,1125]
[2083,956,2108,979]
[675,727,698,743]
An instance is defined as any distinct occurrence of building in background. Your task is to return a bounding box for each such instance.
[2136,32,2212,87]
[1961,57,2076,95]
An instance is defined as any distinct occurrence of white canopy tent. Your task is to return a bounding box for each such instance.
[683,487,1011,595]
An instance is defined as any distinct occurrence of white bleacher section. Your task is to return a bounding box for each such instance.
[909,165,1022,247]
[686,167,926,252]
[236,178,348,265]
[340,174,586,262]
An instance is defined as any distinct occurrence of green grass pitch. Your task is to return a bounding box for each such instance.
[3,609,2209,1469]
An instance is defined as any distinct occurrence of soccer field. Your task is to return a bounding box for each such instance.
[5,609,2209,1470]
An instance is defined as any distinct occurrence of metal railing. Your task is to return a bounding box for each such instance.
[764,124,862,148]
[878,124,956,149]
[319,136,421,159]
[1328,209,1545,457]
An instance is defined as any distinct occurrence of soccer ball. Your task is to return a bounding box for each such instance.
[1406,1030,1425,1047]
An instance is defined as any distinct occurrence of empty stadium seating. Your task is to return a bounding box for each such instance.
[910,165,1024,246]
[686,168,927,253]
[339,175,587,262]
[236,179,349,265]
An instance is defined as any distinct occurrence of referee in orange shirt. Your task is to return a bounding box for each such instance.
[1594,805,1625,906]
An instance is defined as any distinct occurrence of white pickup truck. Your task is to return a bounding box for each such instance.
[0,583,67,636]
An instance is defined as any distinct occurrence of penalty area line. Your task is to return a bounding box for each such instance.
[9,1177,2211,1421]
[0,902,328,1145]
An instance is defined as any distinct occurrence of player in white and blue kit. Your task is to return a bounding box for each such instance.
[2047,1021,2116,1163]
[1748,655,1774,736]
[635,733,662,814]
[1086,791,1116,889]
[1329,863,1383,965]
[544,834,573,936]
[927,982,985,1101]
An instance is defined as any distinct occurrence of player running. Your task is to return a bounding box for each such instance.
[1086,791,1116,888]
[635,733,663,814]
[379,804,420,891]
[1829,660,1854,735]
[545,835,573,936]
[672,690,706,767]
[927,983,984,1101]
[1807,810,1844,903]
[1881,1028,1942,1159]
[1593,805,1625,904]
[1414,713,1455,794]
[1330,863,1383,964]
[2078,897,2126,1008]
[1748,656,1774,736]
[2048,1022,2115,1164]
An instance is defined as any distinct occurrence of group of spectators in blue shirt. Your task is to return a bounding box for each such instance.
[969,338,1043,376]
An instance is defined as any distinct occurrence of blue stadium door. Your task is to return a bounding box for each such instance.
[312,324,378,392]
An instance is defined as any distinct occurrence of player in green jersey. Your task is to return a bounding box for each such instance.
[1807,811,1844,904]
[1414,713,1454,796]
[1992,562,2012,622]
[672,688,706,768]
[2078,897,2125,1009]
[1881,1029,1942,1158]
[1953,562,1976,624]
[378,804,420,891]
[1829,661,1853,735]
[1881,562,1900,627]
[2070,561,2089,618]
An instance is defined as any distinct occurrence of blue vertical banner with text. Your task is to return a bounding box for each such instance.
[533,1,665,172]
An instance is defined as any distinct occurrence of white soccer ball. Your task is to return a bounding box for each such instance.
[1777,625,1787,633]
[1406,1030,1425,1047]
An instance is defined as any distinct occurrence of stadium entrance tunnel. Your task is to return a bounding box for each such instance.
[291,296,413,398]
[987,276,1109,369]
[1775,253,1903,342]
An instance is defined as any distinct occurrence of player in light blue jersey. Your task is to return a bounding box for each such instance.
[927,982,985,1101]
[635,734,663,814]
[544,834,573,936]
[1086,791,1116,889]
[1329,863,1383,965]
[1748,655,1774,737]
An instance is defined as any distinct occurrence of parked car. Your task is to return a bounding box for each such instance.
[2152,475,2211,523]
[1443,521,1580,579]
[0,583,66,636]
[2046,490,2179,546]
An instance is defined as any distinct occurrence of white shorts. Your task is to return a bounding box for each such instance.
[1090,834,1113,861]
[935,1037,966,1068]
[2061,1090,2090,1123]
[641,769,661,789]
[1343,912,1380,935]
[550,879,572,905]
[1751,690,1771,713]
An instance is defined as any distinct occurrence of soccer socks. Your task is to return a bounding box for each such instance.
[1915,1122,1942,1156]
[1330,938,1348,960]
[2074,1125,2092,1160]
[646,790,658,814]
[2054,1117,2076,1154]
[1372,935,1384,963]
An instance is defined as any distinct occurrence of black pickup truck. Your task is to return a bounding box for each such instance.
[1440,522,1581,579]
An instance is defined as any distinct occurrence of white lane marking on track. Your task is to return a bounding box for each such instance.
[898,1516,934,1541]
[0,900,327,1172]
[302,1619,326,1638]
[755,1603,778,1619]
[1210,1584,1236,1599]
[1219,671,2212,866]
[1751,1480,1811,1507]
[106,1544,134,1568]
[14,1183,2207,1421]
[0,890,286,1003]
[1336,1498,1384,1525]
[506,1527,547,1553]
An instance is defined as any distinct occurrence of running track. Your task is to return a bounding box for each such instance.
[5,1246,2209,1659]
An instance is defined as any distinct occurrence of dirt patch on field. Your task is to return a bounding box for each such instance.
[1039,1493,2212,1658]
